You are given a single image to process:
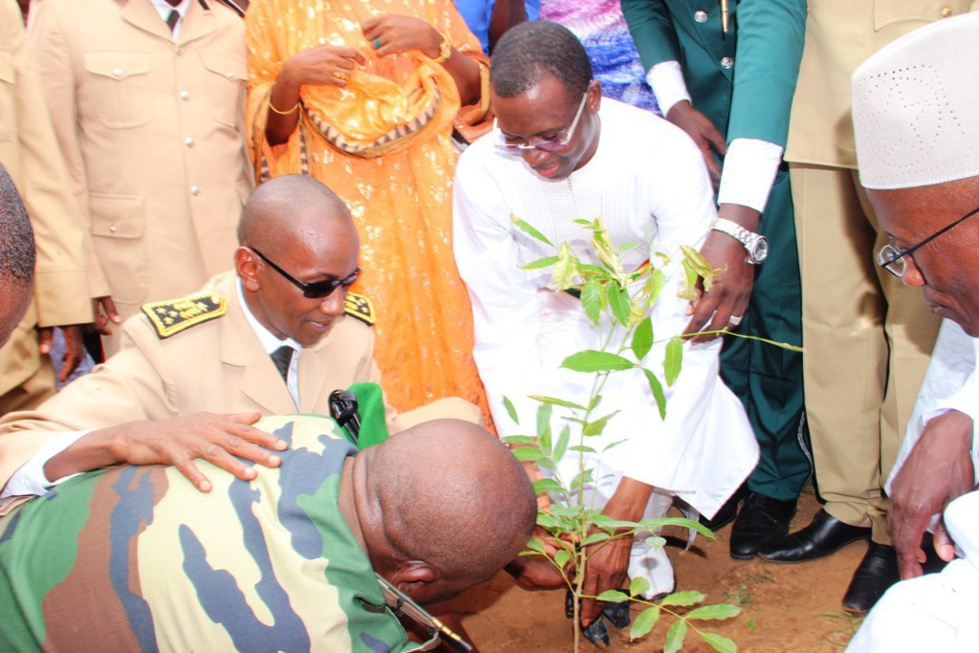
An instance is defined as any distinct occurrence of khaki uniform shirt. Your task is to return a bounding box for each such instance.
[0,0,91,396]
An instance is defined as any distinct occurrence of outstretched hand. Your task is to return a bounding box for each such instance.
[38,325,87,381]
[888,410,974,579]
[45,411,289,492]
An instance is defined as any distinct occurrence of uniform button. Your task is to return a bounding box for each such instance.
[941,5,953,17]
[190,186,200,195]
[109,225,117,233]
[112,68,123,77]
[185,137,194,147]
[179,91,190,100]
[174,47,182,55]
[694,10,708,22]
[225,71,234,79]
[721,56,734,69]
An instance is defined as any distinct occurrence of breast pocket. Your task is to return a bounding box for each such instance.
[874,0,973,29]
[89,192,149,305]
[0,49,15,142]
[199,52,247,128]
[83,52,153,129]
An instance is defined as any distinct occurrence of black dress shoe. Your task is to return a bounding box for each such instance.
[842,542,899,614]
[729,492,797,560]
[759,509,870,563]
[700,484,747,532]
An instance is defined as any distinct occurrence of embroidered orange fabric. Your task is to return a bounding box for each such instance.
[246,0,493,427]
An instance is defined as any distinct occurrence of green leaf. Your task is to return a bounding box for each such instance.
[520,255,559,271]
[608,284,631,327]
[588,394,603,411]
[620,241,639,251]
[536,512,561,529]
[511,215,553,246]
[552,242,578,289]
[562,350,636,373]
[643,369,667,420]
[643,267,666,306]
[573,218,593,226]
[583,410,619,436]
[528,395,587,411]
[553,424,570,463]
[630,576,651,598]
[570,469,595,491]
[679,259,700,301]
[664,336,683,387]
[511,447,542,463]
[685,604,742,621]
[664,620,688,653]
[660,590,705,607]
[503,396,519,425]
[595,589,629,603]
[503,435,537,446]
[525,537,546,553]
[553,548,571,570]
[630,606,660,640]
[631,316,653,361]
[532,478,565,496]
[568,445,597,454]
[700,632,738,653]
[536,403,553,450]
[580,531,611,547]
[580,280,605,327]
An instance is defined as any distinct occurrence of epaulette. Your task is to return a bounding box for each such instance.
[344,293,375,326]
[141,293,228,339]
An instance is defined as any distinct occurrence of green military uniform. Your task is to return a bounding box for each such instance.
[622,0,809,500]
[0,413,416,652]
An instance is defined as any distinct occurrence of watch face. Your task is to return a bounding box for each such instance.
[751,237,770,263]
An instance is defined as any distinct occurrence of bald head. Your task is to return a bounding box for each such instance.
[0,165,35,347]
[365,420,536,602]
[238,175,354,257]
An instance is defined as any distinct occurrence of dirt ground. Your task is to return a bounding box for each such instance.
[453,487,869,652]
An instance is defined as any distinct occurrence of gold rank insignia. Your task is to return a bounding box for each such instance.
[141,293,229,339]
[344,293,375,326]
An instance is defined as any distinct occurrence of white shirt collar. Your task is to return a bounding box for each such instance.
[236,279,303,356]
[149,0,192,39]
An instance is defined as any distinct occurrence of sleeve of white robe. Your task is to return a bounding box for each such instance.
[453,157,546,437]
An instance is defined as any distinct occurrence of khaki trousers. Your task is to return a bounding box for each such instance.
[790,164,940,542]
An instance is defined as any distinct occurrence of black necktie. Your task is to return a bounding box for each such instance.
[270,345,294,384]
[166,9,179,33]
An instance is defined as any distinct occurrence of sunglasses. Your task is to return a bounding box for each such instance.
[250,247,360,299]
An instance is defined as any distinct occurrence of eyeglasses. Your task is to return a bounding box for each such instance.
[250,247,360,299]
[496,91,588,153]
[877,205,979,278]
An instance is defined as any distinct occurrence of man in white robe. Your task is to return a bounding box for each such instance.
[452,20,759,636]
[846,12,979,651]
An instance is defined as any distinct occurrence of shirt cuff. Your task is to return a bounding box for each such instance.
[716,138,784,213]
[1,431,90,498]
[647,61,690,118]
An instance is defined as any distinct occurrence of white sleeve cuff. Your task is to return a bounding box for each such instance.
[1,431,90,498]
[716,138,784,213]
[646,61,690,118]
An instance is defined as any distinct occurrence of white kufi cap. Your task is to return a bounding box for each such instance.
[852,12,979,190]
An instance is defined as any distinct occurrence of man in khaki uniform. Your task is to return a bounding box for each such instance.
[0,175,478,498]
[764,0,979,614]
[28,0,253,355]
[0,0,93,414]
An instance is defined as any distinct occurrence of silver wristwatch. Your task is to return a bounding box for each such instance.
[711,218,769,264]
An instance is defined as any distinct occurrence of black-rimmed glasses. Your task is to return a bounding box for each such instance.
[496,91,588,153]
[877,205,979,278]
[250,247,360,299]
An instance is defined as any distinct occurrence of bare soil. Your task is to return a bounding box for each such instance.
[454,488,868,652]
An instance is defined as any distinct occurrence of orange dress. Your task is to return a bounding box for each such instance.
[245,0,493,426]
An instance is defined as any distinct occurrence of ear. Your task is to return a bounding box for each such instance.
[586,79,602,113]
[235,247,261,292]
[390,560,439,602]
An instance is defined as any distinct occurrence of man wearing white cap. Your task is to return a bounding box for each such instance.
[847,11,979,650]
